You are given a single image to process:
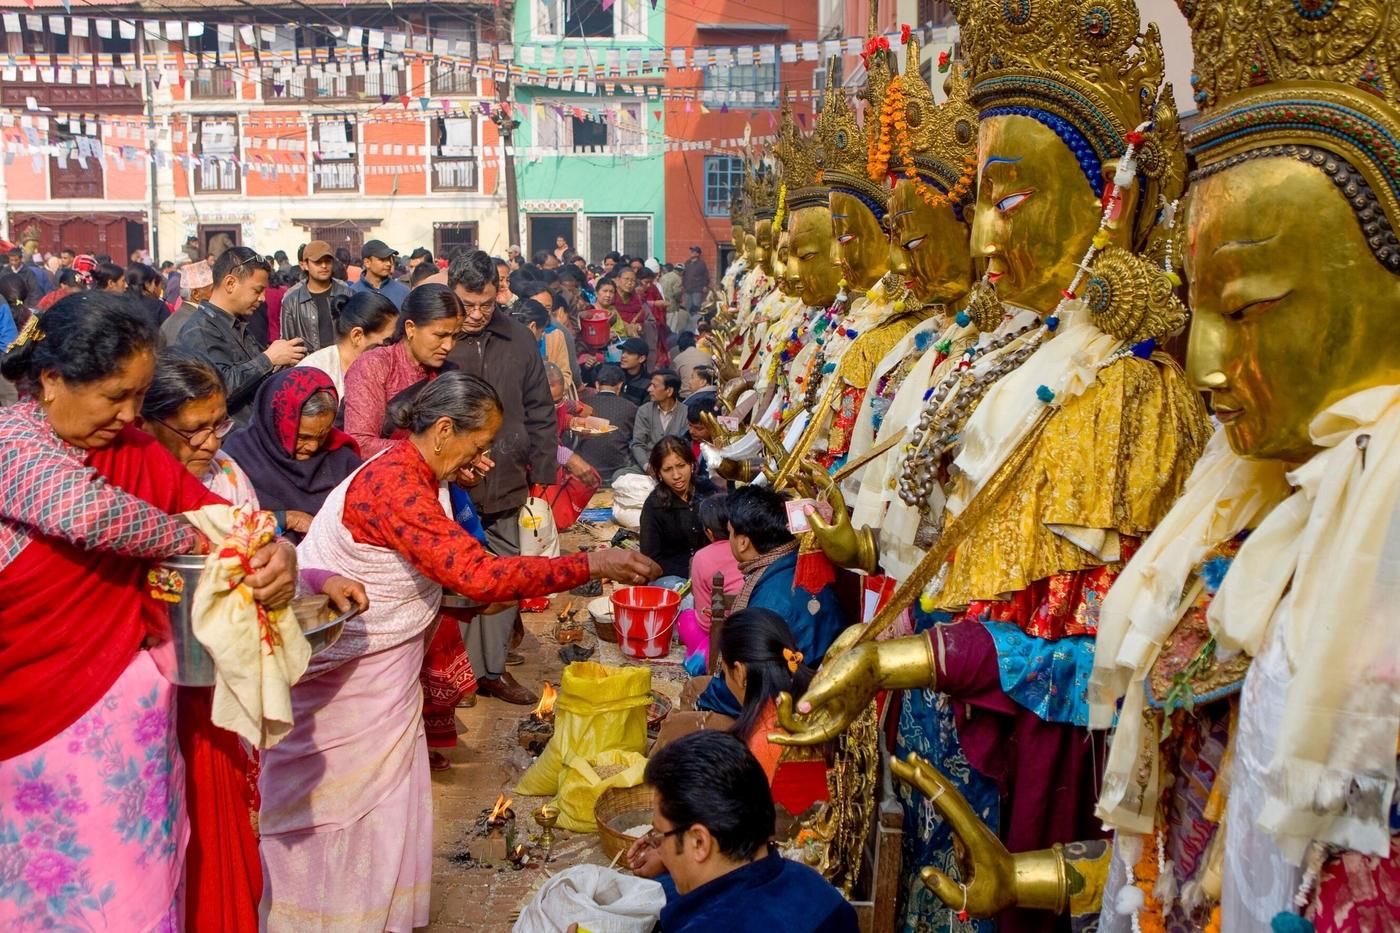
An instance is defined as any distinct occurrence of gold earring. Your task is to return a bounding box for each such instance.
[434,440,443,455]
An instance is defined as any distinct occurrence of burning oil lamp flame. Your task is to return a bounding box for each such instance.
[532,682,558,720]
[488,793,514,824]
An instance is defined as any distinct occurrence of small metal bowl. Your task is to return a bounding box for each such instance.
[291,595,357,656]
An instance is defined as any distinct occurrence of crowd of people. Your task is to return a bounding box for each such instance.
[0,228,861,933]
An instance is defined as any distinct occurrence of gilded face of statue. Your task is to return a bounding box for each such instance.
[743,233,759,265]
[788,206,843,308]
[731,225,746,255]
[1186,158,1400,462]
[970,115,1105,312]
[887,178,974,306]
[754,219,777,277]
[772,229,794,298]
[829,191,889,291]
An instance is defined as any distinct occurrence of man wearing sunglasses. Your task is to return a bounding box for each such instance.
[176,246,306,423]
[625,731,857,932]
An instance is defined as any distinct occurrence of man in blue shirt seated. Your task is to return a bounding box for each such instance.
[627,731,858,933]
[694,484,848,717]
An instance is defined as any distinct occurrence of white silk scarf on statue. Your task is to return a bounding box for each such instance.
[1092,385,1400,861]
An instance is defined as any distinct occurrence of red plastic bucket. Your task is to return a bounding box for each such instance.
[580,309,612,350]
[611,586,680,659]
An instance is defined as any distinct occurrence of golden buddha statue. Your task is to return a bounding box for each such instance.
[837,56,986,567]
[778,2,1213,930]
[721,194,752,314]
[893,2,1400,930]
[770,35,944,479]
[735,154,779,359]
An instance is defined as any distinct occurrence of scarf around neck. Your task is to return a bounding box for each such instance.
[732,541,799,613]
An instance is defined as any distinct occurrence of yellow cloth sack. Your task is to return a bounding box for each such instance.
[553,750,649,833]
[516,661,652,796]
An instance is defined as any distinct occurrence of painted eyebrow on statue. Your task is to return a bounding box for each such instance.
[982,155,1024,172]
[1212,233,1278,257]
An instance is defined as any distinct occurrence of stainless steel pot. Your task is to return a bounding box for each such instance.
[158,555,217,686]
[157,556,356,686]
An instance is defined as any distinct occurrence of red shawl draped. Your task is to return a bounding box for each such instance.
[0,418,260,933]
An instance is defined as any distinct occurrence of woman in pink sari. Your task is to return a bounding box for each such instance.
[0,294,298,932]
[260,372,659,931]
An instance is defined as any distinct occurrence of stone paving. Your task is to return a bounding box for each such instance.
[424,509,677,931]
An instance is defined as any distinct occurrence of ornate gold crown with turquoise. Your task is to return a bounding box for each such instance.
[817,2,893,220]
[950,0,1186,254]
[775,96,829,213]
[814,58,889,221]
[890,37,980,219]
[1178,0,1400,273]
[744,146,779,222]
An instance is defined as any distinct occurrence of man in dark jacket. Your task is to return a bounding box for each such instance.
[446,250,557,706]
[575,364,639,484]
[619,337,652,407]
[279,239,352,351]
[176,247,306,422]
[636,732,858,933]
[681,246,711,316]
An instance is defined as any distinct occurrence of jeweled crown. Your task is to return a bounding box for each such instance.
[900,39,979,199]
[950,0,1166,183]
[1178,0,1400,269]
[775,96,827,212]
[815,59,889,218]
[743,145,779,221]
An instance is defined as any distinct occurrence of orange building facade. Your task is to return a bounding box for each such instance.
[0,0,508,263]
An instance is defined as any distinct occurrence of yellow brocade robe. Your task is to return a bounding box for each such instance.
[932,353,1212,610]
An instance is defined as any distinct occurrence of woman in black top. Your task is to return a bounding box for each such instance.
[638,435,715,579]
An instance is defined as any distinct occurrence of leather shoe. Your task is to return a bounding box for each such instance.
[505,651,525,666]
[477,673,538,706]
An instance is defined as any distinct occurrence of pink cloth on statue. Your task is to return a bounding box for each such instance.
[257,638,431,932]
[686,540,744,663]
[0,651,187,932]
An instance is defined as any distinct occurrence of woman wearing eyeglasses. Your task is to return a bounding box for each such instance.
[142,346,258,507]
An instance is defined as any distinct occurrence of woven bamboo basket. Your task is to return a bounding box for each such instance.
[593,784,653,862]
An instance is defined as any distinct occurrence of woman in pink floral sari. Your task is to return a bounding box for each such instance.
[0,294,297,932]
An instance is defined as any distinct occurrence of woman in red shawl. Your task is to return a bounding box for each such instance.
[612,267,670,367]
[222,367,362,538]
[0,294,298,933]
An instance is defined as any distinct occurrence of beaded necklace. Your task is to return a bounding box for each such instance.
[893,119,1158,524]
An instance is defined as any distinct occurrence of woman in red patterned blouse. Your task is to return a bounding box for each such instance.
[260,372,659,931]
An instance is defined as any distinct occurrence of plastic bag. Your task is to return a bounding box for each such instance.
[554,749,648,833]
[519,496,560,557]
[516,662,652,797]
[512,864,663,933]
[610,473,656,532]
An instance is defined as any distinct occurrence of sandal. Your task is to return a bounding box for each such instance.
[428,751,452,772]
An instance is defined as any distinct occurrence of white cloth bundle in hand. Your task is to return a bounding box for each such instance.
[513,865,663,933]
[185,504,310,748]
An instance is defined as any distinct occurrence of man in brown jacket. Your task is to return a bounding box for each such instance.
[446,251,558,705]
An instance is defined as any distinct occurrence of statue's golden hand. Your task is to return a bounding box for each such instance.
[771,635,936,746]
[805,464,878,573]
[771,643,882,746]
[700,411,734,445]
[890,754,1017,916]
[891,755,1071,916]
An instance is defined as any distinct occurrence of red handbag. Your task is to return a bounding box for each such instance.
[531,464,601,531]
